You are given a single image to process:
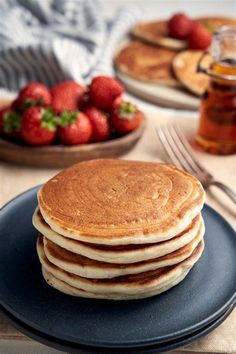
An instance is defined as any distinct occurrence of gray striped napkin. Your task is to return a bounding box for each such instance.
[0,0,141,92]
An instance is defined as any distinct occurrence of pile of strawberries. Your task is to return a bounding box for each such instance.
[0,76,143,146]
[168,13,212,50]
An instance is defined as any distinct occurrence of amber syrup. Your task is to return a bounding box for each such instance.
[196,59,236,154]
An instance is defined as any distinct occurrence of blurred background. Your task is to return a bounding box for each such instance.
[102,0,236,19]
[0,1,236,354]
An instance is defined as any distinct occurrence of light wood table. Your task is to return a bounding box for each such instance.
[0,113,235,354]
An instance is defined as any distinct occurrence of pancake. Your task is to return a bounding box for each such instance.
[173,50,211,96]
[38,236,204,299]
[34,207,203,264]
[132,17,236,50]
[42,267,190,300]
[197,17,236,33]
[42,222,203,278]
[37,160,205,245]
[132,20,187,50]
[115,41,180,86]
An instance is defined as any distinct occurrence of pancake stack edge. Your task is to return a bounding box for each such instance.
[33,159,206,300]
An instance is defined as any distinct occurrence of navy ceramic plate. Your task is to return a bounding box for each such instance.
[1,305,234,354]
[0,186,235,349]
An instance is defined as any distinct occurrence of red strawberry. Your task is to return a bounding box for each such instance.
[0,107,21,137]
[188,23,212,50]
[83,107,110,142]
[168,13,193,39]
[16,82,51,111]
[90,76,124,110]
[58,111,92,145]
[21,106,57,146]
[111,95,123,112]
[11,97,23,112]
[79,91,91,110]
[111,102,143,134]
[51,81,85,114]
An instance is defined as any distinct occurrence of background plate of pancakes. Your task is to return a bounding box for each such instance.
[114,16,236,110]
[0,160,235,352]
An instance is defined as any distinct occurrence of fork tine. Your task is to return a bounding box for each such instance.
[167,125,202,175]
[157,127,195,174]
[156,128,182,168]
[173,124,210,176]
[161,126,197,175]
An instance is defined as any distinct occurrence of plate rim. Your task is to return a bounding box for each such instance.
[0,304,234,354]
[0,186,236,348]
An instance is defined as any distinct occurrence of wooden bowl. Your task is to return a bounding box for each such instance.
[0,119,146,168]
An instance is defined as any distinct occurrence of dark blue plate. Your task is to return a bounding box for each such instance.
[0,186,235,349]
[1,304,234,353]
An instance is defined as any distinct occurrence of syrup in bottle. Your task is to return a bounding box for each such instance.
[196,26,236,154]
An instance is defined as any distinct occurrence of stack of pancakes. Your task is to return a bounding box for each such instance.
[33,159,205,300]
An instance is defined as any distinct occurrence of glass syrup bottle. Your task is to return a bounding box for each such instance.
[196,26,236,154]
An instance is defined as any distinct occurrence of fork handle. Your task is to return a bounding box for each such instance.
[209,180,236,204]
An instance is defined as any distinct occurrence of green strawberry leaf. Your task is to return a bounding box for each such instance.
[35,98,44,105]
[102,111,110,119]
[4,112,21,133]
[41,109,59,131]
[21,99,33,110]
[118,102,137,120]
[58,110,78,128]
[21,98,44,110]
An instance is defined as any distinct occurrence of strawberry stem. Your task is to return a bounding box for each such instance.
[117,102,137,120]
[22,98,43,110]
[4,112,21,133]
[41,109,59,131]
[58,110,78,128]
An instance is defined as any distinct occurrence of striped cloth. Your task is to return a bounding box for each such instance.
[0,0,141,92]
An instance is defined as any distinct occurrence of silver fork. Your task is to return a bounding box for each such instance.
[156,124,236,204]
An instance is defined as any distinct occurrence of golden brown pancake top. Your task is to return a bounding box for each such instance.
[38,159,204,237]
[135,20,168,38]
[132,20,187,50]
[132,17,236,50]
[197,17,236,33]
[172,50,211,96]
[115,41,179,85]
[134,17,236,37]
